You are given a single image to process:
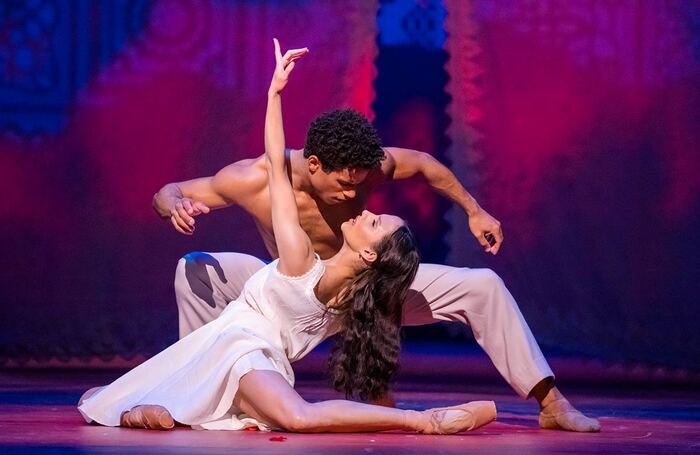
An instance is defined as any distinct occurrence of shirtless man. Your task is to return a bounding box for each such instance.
[152,50,599,433]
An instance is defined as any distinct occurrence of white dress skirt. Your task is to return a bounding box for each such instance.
[78,257,341,430]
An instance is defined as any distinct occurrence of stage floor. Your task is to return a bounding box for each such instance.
[1,363,699,455]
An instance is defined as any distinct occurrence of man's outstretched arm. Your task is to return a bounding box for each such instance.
[152,158,265,235]
[381,146,504,254]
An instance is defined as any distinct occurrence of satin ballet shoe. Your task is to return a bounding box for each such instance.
[120,405,175,430]
[419,400,497,434]
[539,398,601,432]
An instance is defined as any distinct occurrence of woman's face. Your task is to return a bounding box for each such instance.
[341,210,404,263]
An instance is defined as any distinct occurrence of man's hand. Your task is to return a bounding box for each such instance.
[468,207,504,254]
[169,197,211,236]
[269,38,308,95]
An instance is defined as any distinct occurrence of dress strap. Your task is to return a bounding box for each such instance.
[271,254,325,288]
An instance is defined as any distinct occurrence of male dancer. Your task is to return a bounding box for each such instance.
[152,53,599,433]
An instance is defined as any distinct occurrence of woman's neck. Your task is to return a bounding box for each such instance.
[316,245,366,306]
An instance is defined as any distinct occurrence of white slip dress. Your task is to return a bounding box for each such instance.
[78,256,341,430]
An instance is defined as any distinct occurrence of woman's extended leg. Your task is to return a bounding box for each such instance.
[234,370,496,434]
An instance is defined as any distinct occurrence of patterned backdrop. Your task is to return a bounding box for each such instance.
[0,0,379,363]
[444,0,700,368]
[1,0,699,370]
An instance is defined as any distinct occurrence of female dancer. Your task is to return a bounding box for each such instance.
[77,39,496,434]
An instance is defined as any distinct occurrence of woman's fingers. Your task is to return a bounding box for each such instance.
[273,38,282,62]
[283,61,296,76]
[284,48,309,59]
[273,39,307,80]
[282,53,307,71]
[281,48,309,66]
[275,39,307,61]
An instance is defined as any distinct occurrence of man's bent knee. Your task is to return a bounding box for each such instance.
[445,268,510,318]
[456,268,505,294]
[471,268,504,287]
[174,256,189,297]
[175,252,228,310]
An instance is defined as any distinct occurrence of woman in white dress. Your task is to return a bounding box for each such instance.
[77,39,497,434]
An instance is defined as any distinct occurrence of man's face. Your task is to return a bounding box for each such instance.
[309,163,370,205]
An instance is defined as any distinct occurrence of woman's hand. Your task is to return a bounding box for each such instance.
[269,38,309,95]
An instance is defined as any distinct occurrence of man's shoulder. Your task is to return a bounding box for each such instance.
[360,147,396,185]
[212,155,268,200]
[220,155,267,179]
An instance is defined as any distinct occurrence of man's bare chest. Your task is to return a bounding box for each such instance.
[244,190,366,256]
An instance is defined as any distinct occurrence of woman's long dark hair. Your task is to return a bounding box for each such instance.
[328,225,420,401]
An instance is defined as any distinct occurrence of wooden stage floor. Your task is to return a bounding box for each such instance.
[1,349,699,454]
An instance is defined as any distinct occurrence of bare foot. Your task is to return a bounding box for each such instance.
[539,397,600,432]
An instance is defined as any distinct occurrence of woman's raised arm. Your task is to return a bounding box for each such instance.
[265,38,315,276]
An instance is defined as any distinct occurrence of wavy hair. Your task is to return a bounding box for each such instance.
[328,225,420,401]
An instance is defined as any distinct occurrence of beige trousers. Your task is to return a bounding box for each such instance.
[175,252,553,398]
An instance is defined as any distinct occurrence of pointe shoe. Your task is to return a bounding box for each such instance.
[419,400,496,434]
[120,405,175,430]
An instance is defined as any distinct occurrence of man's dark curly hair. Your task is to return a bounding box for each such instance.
[304,109,385,172]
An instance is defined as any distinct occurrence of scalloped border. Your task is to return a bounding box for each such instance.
[339,0,380,121]
[443,0,485,266]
